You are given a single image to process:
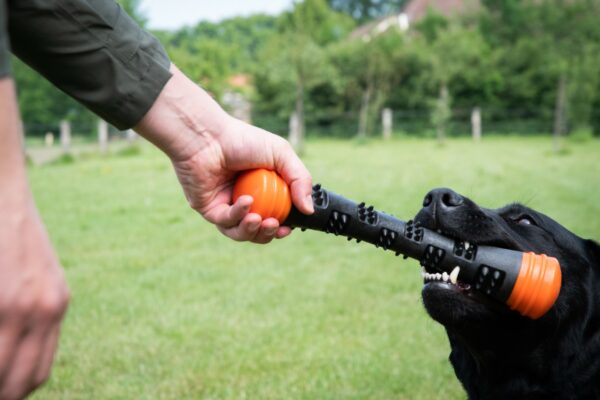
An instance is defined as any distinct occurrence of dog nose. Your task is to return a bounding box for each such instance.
[423,188,464,209]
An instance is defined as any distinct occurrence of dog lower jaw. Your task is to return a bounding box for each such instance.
[421,281,514,329]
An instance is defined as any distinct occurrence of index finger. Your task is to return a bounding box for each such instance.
[273,140,314,216]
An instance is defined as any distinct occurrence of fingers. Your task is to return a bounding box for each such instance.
[203,195,253,228]
[0,328,19,385]
[250,218,279,244]
[272,140,314,216]
[275,226,292,239]
[0,329,45,400]
[0,318,60,400]
[34,325,61,389]
[201,193,293,243]
[218,215,288,244]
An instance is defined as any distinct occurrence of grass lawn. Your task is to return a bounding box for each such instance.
[29,136,600,399]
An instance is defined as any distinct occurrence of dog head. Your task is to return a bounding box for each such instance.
[414,188,600,367]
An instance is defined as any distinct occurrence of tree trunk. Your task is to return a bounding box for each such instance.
[471,107,482,142]
[382,108,393,140]
[553,73,567,153]
[98,119,109,154]
[435,83,450,144]
[358,84,372,138]
[290,78,305,154]
[60,120,71,153]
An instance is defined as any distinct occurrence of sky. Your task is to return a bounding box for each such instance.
[141,0,293,30]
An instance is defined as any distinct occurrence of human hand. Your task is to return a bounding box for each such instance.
[171,117,313,243]
[135,65,313,244]
[0,203,70,400]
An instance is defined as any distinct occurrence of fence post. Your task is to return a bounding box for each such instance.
[45,132,55,147]
[98,119,109,154]
[289,111,302,153]
[60,120,71,152]
[471,107,482,142]
[382,108,393,140]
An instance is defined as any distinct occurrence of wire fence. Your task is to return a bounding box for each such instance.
[253,107,559,139]
[23,106,590,146]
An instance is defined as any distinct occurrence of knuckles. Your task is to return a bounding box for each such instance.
[2,281,70,322]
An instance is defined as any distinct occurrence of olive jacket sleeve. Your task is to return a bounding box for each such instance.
[3,0,172,129]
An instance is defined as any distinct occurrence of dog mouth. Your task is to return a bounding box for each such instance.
[419,227,513,312]
[420,226,479,291]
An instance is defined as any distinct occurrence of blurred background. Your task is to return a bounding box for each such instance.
[19,0,600,156]
[17,0,600,399]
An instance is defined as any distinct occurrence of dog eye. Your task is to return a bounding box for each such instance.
[516,216,536,226]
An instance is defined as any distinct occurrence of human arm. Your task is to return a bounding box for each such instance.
[134,64,314,242]
[8,0,313,242]
[0,78,70,400]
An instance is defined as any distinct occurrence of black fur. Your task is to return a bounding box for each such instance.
[414,188,600,400]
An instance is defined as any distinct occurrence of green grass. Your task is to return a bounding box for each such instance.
[29,137,600,399]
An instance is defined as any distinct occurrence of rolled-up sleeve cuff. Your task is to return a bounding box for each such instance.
[109,37,172,130]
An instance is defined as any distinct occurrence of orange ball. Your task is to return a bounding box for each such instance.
[232,169,292,224]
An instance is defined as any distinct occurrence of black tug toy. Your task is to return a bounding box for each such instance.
[233,169,562,319]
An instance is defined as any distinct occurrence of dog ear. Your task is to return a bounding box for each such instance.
[585,240,600,265]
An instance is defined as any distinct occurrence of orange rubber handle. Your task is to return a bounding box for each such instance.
[232,168,292,224]
[507,252,562,319]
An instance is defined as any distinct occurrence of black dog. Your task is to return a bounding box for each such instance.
[414,188,600,400]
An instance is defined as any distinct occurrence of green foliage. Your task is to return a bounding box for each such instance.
[115,144,143,157]
[48,152,76,166]
[280,0,356,46]
[166,14,279,73]
[480,0,600,132]
[330,31,408,135]
[431,84,452,142]
[254,0,355,134]
[168,39,231,97]
[12,0,600,138]
[568,126,595,143]
[13,57,96,133]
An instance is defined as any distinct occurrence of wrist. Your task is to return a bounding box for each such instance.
[0,178,33,216]
[135,64,233,162]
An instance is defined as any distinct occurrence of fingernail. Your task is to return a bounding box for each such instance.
[305,194,314,214]
[249,221,260,231]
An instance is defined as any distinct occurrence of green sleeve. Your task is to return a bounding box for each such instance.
[8,0,173,129]
[0,0,10,78]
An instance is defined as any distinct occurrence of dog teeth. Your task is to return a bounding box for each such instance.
[464,241,470,250]
[450,266,460,284]
[421,266,461,285]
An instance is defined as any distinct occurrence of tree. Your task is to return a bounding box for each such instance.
[167,39,232,98]
[331,31,406,137]
[168,15,279,74]
[13,57,96,134]
[255,0,354,151]
[481,0,600,145]
[415,15,493,142]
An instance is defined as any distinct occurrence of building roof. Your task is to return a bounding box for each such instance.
[349,0,480,40]
[403,0,479,22]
